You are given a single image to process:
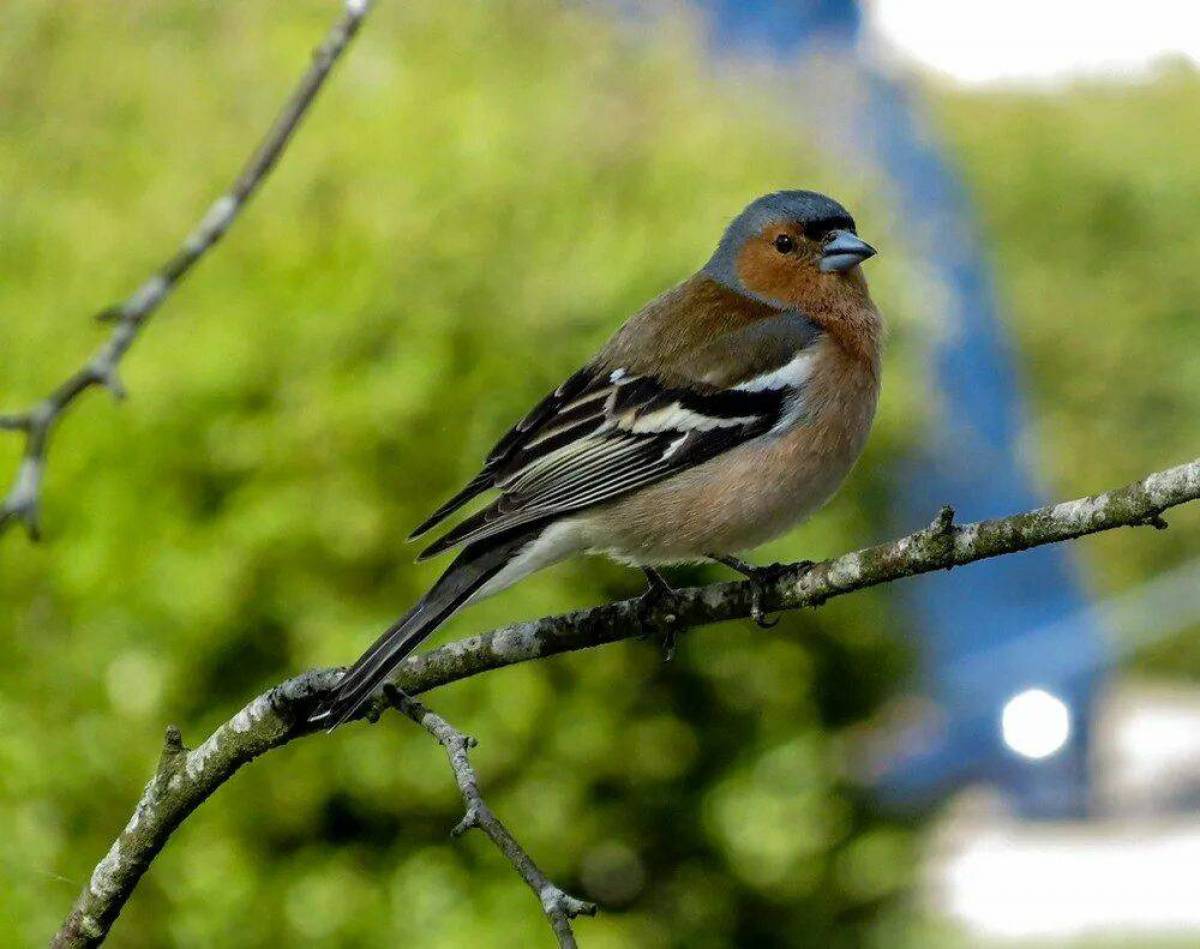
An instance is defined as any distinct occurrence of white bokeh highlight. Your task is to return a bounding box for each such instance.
[1002,688,1071,760]
[868,0,1200,86]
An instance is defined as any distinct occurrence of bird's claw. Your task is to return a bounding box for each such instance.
[637,592,678,661]
[636,568,679,661]
[658,627,678,662]
[750,594,778,629]
[748,564,790,628]
[716,557,814,629]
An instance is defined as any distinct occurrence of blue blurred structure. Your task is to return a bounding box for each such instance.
[701,0,1107,817]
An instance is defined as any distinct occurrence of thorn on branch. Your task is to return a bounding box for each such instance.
[1,456,45,541]
[163,724,186,754]
[924,503,958,569]
[0,499,38,540]
[930,504,956,534]
[541,885,598,920]
[0,412,33,432]
[451,807,480,838]
[155,725,188,781]
[90,364,127,401]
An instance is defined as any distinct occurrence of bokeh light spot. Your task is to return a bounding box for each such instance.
[1001,688,1071,760]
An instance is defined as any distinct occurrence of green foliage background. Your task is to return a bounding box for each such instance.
[1,2,1196,946]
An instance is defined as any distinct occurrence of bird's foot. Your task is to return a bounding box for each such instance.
[708,555,814,628]
[636,567,680,661]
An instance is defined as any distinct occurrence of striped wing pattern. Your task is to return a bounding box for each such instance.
[413,363,803,559]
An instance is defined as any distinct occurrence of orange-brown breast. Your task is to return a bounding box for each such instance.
[735,238,883,370]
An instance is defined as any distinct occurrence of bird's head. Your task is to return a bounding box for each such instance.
[704,190,876,308]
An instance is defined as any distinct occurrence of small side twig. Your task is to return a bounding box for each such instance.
[387,687,597,948]
[0,0,374,540]
[50,455,1200,946]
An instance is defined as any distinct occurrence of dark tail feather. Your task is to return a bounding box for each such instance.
[416,502,499,560]
[311,528,535,730]
[407,472,493,541]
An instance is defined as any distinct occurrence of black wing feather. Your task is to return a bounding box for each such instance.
[408,366,604,539]
[417,377,794,559]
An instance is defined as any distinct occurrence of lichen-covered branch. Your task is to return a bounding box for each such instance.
[51,455,1200,946]
[49,675,336,948]
[389,688,597,948]
[0,0,373,541]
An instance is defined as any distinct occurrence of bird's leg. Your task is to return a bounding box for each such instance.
[708,554,814,629]
[637,566,679,661]
[641,565,673,597]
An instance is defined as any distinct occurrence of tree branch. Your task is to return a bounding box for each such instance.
[0,0,373,541]
[388,687,597,948]
[51,456,1200,946]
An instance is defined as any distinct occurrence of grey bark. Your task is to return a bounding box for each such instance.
[50,455,1200,946]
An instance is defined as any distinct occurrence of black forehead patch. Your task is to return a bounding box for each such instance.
[802,215,856,239]
[742,190,855,230]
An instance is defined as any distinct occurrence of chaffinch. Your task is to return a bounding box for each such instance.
[316,190,881,726]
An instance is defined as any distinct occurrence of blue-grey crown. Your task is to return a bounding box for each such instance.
[704,190,855,295]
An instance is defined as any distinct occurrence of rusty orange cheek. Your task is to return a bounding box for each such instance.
[734,241,813,304]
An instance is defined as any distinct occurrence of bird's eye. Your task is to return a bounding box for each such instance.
[773,234,796,254]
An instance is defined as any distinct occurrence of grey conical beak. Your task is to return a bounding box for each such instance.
[819,229,877,273]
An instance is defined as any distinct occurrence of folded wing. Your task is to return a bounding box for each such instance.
[415,355,813,559]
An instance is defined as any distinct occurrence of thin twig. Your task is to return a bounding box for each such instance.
[50,455,1200,946]
[0,0,374,541]
[388,687,597,948]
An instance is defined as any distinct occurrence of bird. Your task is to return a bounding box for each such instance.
[313,189,882,728]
